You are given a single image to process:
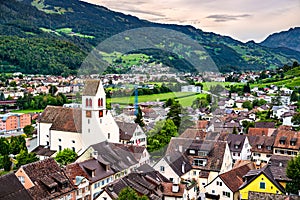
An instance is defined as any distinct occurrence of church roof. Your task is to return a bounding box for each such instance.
[82,80,100,96]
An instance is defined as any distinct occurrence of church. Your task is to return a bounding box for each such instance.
[37,79,120,154]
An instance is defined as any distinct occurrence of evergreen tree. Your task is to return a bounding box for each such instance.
[286,155,300,194]
[134,106,145,127]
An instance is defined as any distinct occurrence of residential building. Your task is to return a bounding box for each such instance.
[273,130,300,157]
[239,165,285,200]
[117,121,147,146]
[227,134,251,163]
[204,162,255,200]
[0,173,33,200]
[248,135,275,164]
[15,158,75,200]
[0,113,31,132]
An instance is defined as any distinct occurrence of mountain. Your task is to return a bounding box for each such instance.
[260,27,300,52]
[0,0,299,75]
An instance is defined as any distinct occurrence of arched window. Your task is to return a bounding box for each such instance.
[89,98,92,107]
[101,98,103,107]
[86,98,88,107]
[98,98,101,107]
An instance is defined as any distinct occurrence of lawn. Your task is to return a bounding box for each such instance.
[202,82,242,91]
[108,92,206,107]
[10,109,44,114]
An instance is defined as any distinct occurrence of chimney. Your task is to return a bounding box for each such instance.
[172,184,180,193]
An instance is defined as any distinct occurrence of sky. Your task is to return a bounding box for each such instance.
[82,0,300,43]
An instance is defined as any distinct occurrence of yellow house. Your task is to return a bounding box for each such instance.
[239,165,285,200]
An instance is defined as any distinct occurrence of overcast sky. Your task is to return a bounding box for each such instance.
[83,0,300,42]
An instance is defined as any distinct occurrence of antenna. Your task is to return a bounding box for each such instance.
[134,85,138,116]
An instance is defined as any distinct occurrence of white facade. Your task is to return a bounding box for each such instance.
[181,85,202,93]
[81,80,119,149]
[205,176,234,200]
[50,130,83,153]
[154,157,183,184]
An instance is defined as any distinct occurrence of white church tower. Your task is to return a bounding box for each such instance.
[81,79,119,148]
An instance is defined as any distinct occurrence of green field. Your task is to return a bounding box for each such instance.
[10,109,44,114]
[56,28,95,38]
[202,82,243,91]
[251,76,300,88]
[109,92,206,107]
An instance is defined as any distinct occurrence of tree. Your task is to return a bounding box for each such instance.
[167,101,182,128]
[147,119,178,153]
[292,113,300,129]
[242,101,253,110]
[242,121,254,134]
[286,154,300,194]
[9,136,27,155]
[16,150,39,168]
[134,106,145,127]
[117,187,149,200]
[23,125,34,136]
[232,126,238,134]
[290,91,298,102]
[3,154,12,171]
[271,93,282,106]
[0,137,9,155]
[55,148,78,166]
[243,82,251,93]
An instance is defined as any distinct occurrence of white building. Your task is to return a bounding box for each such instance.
[36,79,120,155]
[181,85,202,93]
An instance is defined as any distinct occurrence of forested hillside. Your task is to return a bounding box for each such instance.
[0,0,299,75]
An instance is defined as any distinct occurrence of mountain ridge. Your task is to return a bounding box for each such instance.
[0,0,299,75]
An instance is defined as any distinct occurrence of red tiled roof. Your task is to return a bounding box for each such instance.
[219,163,254,192]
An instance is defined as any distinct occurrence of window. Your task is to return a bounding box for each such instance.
[98,98,103,107]
[212,190,215,194]
[160,166,165,172]
[260,182,266,189]
[257,145,262,149]
[58,145,62,151]
[89,99,92,107]
[217,181,222,186]
[58,138,61,142]
[170,178,174,182]
[193,159,207,166]
[72,140,75,143]
[193,171,197,176]
[86,98,89,107]
[18,176,25,184]
[72,147,75,152]
[223,191,230,197]
[108,133,110,139]
[88,119,90,124]
[88,129,90,133]
[189,149,196,155]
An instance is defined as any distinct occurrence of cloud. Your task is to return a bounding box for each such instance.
[121,9,166,17]
[206,14,251,22]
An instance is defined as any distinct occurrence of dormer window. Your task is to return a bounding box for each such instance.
[266,146,271,150]
[234,145,239,149]
[257,145,262,149]
[198,151,208,156]
[290,138,297,146]
[189,149,196,155]
[279,136,287,145]
[193,158,207,167]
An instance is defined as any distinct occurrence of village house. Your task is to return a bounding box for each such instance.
[238,165,285,200]
[117,121,147,146]
[227,134,251,163]
[15,158,75,200]
[273,129,300,157]
[204,162,255,200]
[248,135,275,164]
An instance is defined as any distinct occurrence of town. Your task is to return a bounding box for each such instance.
[0,61,300,200]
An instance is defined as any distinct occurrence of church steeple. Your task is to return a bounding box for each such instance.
[81,79,119,148]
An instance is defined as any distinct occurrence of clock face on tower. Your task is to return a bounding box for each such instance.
[86,111,91,118]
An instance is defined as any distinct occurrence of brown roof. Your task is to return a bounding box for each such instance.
[274,130,300,150]
[167,138,228,172]
[31,145,56,157]
[82,79,100,96]
[227,134,247,153]
[195,120,209,129]
[51,107,81,133]
[21,158,74,200]
[179,129,206,140]
[255,122,275,128]
[39,106,82,133]
[248,135,275,154]
[248,127,275,137]
[0,173,33,200]
[219,163,255,192]
[269,155,292,182]
[162,183,185,197]
[117,121,138,140]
